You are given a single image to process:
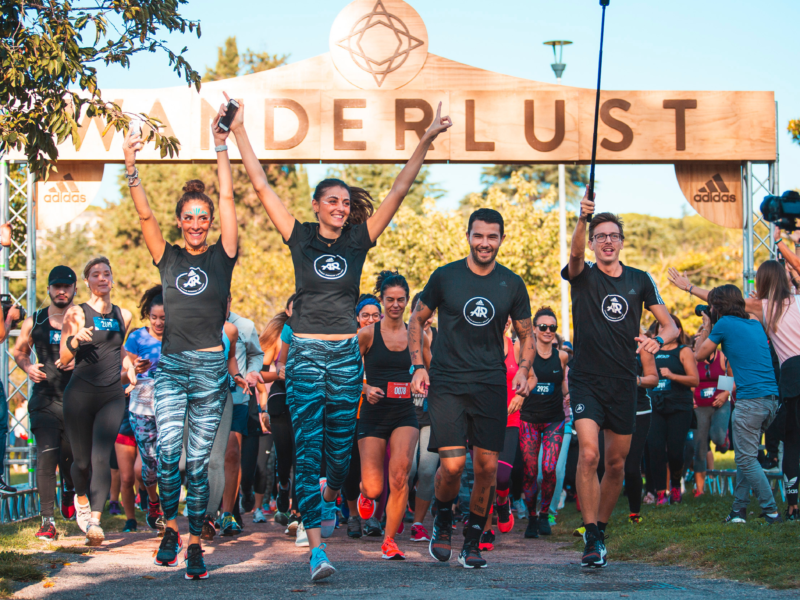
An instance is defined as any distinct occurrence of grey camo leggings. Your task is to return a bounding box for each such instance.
[129,412,158,487]
[154,350,228,536]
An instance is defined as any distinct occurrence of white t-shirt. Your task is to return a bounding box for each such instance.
[761,296,800,365]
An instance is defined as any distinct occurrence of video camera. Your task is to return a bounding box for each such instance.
[760,191,800,232]
[1,294,25,327]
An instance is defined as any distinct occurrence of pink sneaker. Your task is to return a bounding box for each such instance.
[409,523,430,542]
[656,490,670,506]
[670,487,682,504]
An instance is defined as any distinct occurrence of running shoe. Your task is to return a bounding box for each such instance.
[200,516,216,541]
[253,508,267,523]
[296,523,309,547]
[147,502,165,532]
[409,523,430,542]
[496,499,514,533]
[60,489,75,521]
[36,518,58,542]
[364,516,383,537]
[277,482,291,514]
[428,515,453,562]
[694,489,704,498]
[268,498,278,514]
[309,543,336,582]
[155,527,183,566]
[573,525,586,538]
[479,529,495,551]
[137,491,148,513]
[241,490,256,513]
[513,498,528,520]
[763,512,784,525]
[286,513,301,536]
[656,491,670,506]
[723,508,747,524]
[85,518,105,547]
[670,487,682,504]
[220,512,242,536]
[581,531,607,568]
[123,519,138,532]
[108,500,122,516]
[184,544,209,580]
[381,537,405,560]
[274,511,289,526]
[458,537,487,569]
[0,476,16,495]
[537,512,552,535]
[628,513,643,524]
[347,515,363,539]
[357,493,376,520]
[74,496,91,533]
[785,508,799,522]
[524,515,539,539]
[643,492,656,505]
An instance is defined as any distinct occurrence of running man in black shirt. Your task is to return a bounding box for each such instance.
[409,208,534,569]
[563,191,677,568]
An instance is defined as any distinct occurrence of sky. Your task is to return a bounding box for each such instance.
[90,0,800,218]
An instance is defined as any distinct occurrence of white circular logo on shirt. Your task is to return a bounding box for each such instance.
[463,296,495,326]
[175,267,208,296]
[601,294,629,322]
[575,403,585,414]
[314,255,348,280]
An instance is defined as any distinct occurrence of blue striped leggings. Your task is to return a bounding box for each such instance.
[154,350,228,536]
[286,336,363,530]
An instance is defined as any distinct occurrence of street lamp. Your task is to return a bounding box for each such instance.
[543,40,572,343]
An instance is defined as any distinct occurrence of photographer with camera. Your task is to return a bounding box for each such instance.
[0,294,24,496]
[669,274,781,522]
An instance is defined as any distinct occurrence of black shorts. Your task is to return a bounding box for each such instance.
[357,402,418,441]
[569,371,637,435]
[427,382,507,453]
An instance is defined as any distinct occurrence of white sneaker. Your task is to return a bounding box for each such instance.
[295,522,309,547]
[513,498,529,521]
[85,518,105,546]
[74,496,91,533]
[253,508,267,524]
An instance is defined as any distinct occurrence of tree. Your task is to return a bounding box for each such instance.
[790,119,800,145]
[473,164,589,209]
[325,164,444,213]
[1,0,202,177]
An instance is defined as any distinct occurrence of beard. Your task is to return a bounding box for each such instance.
[470,245,498,266]
[50,292,74,309]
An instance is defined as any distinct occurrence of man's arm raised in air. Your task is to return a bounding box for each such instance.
[568,187,595,280]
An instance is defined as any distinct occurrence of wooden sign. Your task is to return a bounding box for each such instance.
[8,0,777,166]
[675,162,742,229]
[35,162,104,230]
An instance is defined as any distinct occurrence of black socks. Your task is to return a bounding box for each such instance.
[464,511,489,542]
[585,522,601,539]
[435,497,455,523]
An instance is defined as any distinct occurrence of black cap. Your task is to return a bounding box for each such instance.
[48,266,77,286]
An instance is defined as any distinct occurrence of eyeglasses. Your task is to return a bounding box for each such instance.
[536,324,558,332]
[591,233,624,243]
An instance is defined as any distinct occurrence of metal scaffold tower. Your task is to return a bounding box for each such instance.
[0,159,39,522]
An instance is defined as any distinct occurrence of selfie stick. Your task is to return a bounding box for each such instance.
[587,0,610,224]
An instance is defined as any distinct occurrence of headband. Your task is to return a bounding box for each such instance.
[356,297,382,315]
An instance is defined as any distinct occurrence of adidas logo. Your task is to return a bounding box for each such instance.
[500,281,507,287]
[629,288,636,294]
[694,174,736,203]
[476,300,485,305]
[43,173,87,203]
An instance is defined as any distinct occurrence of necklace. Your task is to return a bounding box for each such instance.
[537,344,553,359]
[316,227,339,248]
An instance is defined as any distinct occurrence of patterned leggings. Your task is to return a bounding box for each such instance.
[129,412,158,488]
[520,420,565,514]
[286,336,362,530]
[154,350,228,536]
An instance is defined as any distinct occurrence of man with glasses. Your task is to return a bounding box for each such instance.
[563,191,677,568]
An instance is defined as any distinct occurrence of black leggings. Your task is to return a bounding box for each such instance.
[33,426,74,518]
[241,433,272,496]
[647,409,693,491]
[781,396,800,506]
[63,377,126,512]
[625,413,651,514]
[270,411,297,506]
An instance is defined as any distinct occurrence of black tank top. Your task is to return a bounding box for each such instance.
[73,303,125,386]
[521,345,565,424]
[30,308,72,408]
[363,321,413,415]
[652,345,693,413]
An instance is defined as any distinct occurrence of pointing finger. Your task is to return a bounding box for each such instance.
[223,91,231,103]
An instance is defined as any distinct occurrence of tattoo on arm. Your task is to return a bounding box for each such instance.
[514,318,535,371]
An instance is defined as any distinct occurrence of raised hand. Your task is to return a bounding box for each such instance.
[579,186,595,222]
[667,267,691,292]
[123,129,144,168]
[423,102,453,143]
[224,91,245,134]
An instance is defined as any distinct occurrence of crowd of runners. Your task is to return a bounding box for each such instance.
[4,95,799,583]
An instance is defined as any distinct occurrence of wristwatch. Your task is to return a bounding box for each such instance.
[655,336,664,348]
[410,364,426,374]
[215,144,228,153]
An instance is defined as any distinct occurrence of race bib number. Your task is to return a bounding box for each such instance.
[93,317,120,332]
[49,330,62,345]
[387,382,411,399]
[531,382,555,395]
[701,387,716,399]
[655,379,671,392]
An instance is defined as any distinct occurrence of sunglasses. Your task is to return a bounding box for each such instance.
[536,324,558,332]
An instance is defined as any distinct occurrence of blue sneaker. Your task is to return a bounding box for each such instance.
[309,543,336,582]
[320,483,338,539]
[154,527,182,567]
[220,512,242,537]
[184,543,209,580]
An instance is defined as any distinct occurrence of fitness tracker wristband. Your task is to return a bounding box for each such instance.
[655,336,664,348]
[215,145,228,153]
[66,335,78,353]
[410,364,426,374]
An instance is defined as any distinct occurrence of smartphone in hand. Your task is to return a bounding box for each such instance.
[218,99,240,132]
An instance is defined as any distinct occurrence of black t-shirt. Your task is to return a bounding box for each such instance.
[420,259,531,386]
[561,261,663,381]
[156,237,237,355]
[285,221,375,335]
[30,308,72,408]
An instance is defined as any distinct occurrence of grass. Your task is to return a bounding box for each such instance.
[547,452,799,590]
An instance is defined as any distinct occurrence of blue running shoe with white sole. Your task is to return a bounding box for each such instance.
[310,543,336,582]
[154,527,182,567]
[184,544,209,580]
